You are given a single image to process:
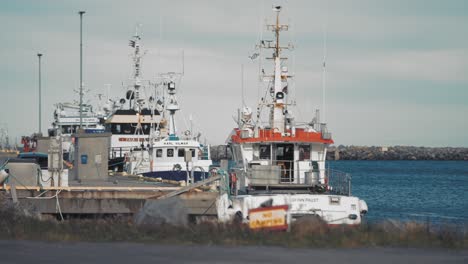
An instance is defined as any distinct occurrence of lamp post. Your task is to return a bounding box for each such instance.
[37,53,43,135]
[79,11,85,129]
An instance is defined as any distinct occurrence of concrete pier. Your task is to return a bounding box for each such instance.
[1,174,219,219]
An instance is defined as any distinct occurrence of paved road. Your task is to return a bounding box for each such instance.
[0,240,466,264]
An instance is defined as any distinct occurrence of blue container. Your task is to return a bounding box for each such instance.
[80,154,88,164]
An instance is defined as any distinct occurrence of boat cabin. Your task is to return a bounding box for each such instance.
[229,127,333,191]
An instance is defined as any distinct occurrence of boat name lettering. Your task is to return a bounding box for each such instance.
[163,142,189,146]
[58,117,98,123]
[290,197,319,203]
[118,138,149,142]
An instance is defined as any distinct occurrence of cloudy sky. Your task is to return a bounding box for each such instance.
[1,0,467,147]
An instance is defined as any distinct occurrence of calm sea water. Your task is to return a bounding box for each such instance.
[329,160,468,224]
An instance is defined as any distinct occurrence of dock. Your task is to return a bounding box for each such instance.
[1,173,220,220]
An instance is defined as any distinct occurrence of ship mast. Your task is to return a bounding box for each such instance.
[166,79,179,139]
[262,6,291,134]
[129,25,144,112]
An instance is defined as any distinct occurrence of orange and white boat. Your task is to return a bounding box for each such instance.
[217,6,368,226]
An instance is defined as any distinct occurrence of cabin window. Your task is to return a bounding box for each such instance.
[156,149,162,158]
[167,148,174,157]
[276,146,284,157]
[143,124,150,134]
[190,149,195,157]
[123,124,132,134]
[231,145,243,165]
[253,145,259,160]
[259,145,270,160]
[111,123,137,134]
[312,161,319,171]
[178,148,185,157]
[299,145,311,160]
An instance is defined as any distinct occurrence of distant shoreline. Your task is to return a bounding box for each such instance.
[210,145,468,161]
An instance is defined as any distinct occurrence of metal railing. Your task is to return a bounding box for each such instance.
[242,160,352,196]
[246,160,320,185]
[326,169,351,196]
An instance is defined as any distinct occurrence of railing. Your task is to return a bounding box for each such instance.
[327,169,351,196]
[243,160,352,196]
[246,160,320,185]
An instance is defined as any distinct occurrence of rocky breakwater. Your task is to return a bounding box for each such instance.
[210,145,468,161]
[328,146,468,161]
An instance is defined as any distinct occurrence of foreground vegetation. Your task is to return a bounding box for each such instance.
[1,199,466,248]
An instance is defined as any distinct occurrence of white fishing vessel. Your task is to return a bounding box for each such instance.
[106,28,163,171]
[217,6,368,226]
[47,102,104,156]
[21,96,104,154]
[49,102,103,136]
[126,73,212,182]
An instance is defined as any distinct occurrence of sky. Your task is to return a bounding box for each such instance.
[1,0,467,147]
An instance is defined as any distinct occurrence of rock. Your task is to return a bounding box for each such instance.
[134,197,189,226]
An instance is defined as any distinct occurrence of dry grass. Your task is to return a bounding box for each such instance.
[0,196,466,248]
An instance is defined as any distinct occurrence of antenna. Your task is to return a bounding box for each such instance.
[182,49,185,76]
[159,15,163,73]
[290,17,296,104]
[105,83,111,100]
[321,0,329,122]
[257,0,265,101]
[78,10,86,129]
[37,53,43,135]
[241,64,245,107]
[189,113,193,137]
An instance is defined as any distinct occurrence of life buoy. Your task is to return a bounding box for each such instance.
[172,163,182,171]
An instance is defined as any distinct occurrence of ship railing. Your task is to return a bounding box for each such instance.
[245,160,320,186]
[326,169,351,196]
[244,160,351,196]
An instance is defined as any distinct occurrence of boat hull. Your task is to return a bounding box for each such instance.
[217,193,367,226]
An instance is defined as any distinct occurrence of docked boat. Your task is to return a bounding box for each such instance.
[106,29,163,171]
[21,100,104,154]
[217,6,368,226]
[48,102,104,136]
[48,102,104,157]
[126,74,212,183]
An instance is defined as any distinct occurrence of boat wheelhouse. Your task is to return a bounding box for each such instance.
[49,102,103,137]
[229,125,333,190]
[106,108,161,169]
[128,138,211,182]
